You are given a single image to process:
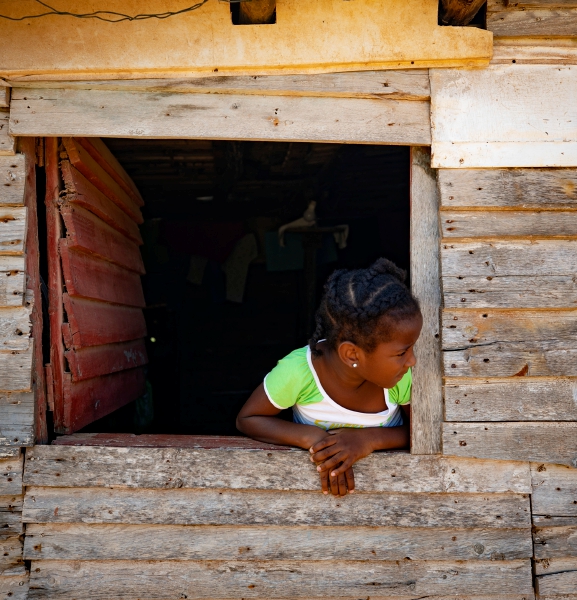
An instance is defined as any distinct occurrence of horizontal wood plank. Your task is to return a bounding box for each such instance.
[26,559,533,599]
[0,537,22,575]
[489,1,577,8]
[0,509,22,537]
[0,455,22,496]
[0,255,26,307]
[536,566,577,596]
[0,111,15,156]
[441,210,577,238]
[65,339,148,382]
[10,88,432,146]
[23,446,531,493]
[63,295,146,349]
[445,378,577,421]
[533,523,577,559]
[438,168,577,209]
[0,393,34,446]
[0,207,25,255]
[61,205,145,274]
[531,462,577,516]
[535,556,577,577]
[23,523,532,562]
[443,309,577,377]
[443,423,577,467]
[61,162,142,245]
[0,573,29,600]
[0,449,20,459]
[13,71,431,100]
[22,487,531,528]
[0,346,33,394]
[58,368,146,434]
[62,138,143,224]
[491,44,577,65]
[0,306,30,352]
[60,245,145,308]
[488,9,577,37]
[0,156,25,206]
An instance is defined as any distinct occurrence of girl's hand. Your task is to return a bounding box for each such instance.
[317,463,355,497]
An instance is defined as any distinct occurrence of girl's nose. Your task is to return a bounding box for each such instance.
[406,351,417,368]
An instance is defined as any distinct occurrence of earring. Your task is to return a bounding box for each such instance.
[352,363,358,368]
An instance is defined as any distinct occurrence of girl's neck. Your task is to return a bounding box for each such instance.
[314,343,366,391]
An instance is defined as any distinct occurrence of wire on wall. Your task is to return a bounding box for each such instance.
[0,0,219,22]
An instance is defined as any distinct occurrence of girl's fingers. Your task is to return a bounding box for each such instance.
[329,471,339,496]
[316,452,346,474]
[337,471,347,497]
[310,436,338,454]
[345,467,355,493]
[319,469,329,495]
[328,458,354,478]
[311,445,340,463]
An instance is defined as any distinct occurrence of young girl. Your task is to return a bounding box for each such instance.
[236,258,422,497]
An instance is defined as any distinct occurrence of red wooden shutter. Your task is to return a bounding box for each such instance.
[46,137,148,434]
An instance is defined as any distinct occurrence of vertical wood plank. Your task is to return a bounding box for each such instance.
[410,147,443,454]
[45,138,65,433]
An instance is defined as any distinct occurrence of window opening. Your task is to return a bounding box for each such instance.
[47,139,410,437]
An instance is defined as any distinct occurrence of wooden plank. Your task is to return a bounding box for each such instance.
[60,244,145,308]
[442,309,577,378]
[61,161,142,245]
[11,88,432,146]
[0,449,20,459]
[410,148,442,455]
[533,523,577,559]
[65,339,148,382]
[0,537,22,575]
[0,393,34,447]
[62,138,143,224]
[0,573,29,600]
[59,368,146,434]
[442,423,577,466]
[489,1,577,8]
[13,71,432,101]
[76,138,144,207]
[0,494,22,537]
[438,168,577,209]
[0,86,9,110]
[22,487,531,528]
[61,205,145,274]
[0,156,25,206]
[0,346,33,394]
[531,462,577,516]
[23,522,532,562]
[0,256,26,307]
[445,378,577,421]
[0,207,26,255]
[0,307,31,352]
[0,456,22,497]
[63,295,146,349]
[492,44,577,65]
[488,9,577,37]
[23,446,532,493]
[536,565,577,596]
[26,559,533,598]
[430,66,577,168]
[535,556,577,576]
[0,111,15,156]
[441,210,577,239]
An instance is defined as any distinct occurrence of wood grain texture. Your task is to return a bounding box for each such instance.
[63,295,146,349]
[23,446,532,493]
[0,393,34,448]
[0,346,33,393]
[533,523,577,559]
[442,309,577,377]
[0,307,30,352]
[23,523,533,561]
[491,44,577,65]
[0,537,22,575]
[0,256,26,307]
[442,423,577,466]
[531,462,577,516]
[14,71,431,100]
[22,487,531,528]
[62,138,143,224]
[25,559,533,599]
[489,1,577,8]
[488,9,577,37]
[10,88,432,146]
[535,556,577,576]
[445,378,577,421]
[60,244,145,308]
[441,210,577,239]
[61,161,142,245]
[410,147,443,455]
[61,205,145,274]
[0,456,22,496]
[0,573,29,600]
[438,168,577,209]
[0,156,25,206]
[536,568,577,596]
[430,66,577,168]
[0,111,14,156]
[59,368,146,434]
[65,339,148,382]
[0,207,25,255]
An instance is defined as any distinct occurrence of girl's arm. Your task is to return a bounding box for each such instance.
[236,383,329,450]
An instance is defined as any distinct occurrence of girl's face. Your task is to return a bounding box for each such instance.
[351,313,423,389]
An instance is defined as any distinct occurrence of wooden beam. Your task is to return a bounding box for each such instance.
[238,0,276,24]
[440,0,486,26]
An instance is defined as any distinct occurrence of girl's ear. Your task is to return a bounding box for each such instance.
[337,341,362,368]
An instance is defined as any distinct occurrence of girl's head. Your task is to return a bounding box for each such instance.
[310,258,422,388]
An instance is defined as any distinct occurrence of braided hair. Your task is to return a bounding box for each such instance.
[309,258,421,357]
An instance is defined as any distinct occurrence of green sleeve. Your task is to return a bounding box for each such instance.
[263,348,309,409]
[388,369,412,405]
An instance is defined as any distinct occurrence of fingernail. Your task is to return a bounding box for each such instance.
[349,490,355,494]
[317,466,322,472]
[309,448,314,453]
[323,491,328,494]
[331,472,336,477]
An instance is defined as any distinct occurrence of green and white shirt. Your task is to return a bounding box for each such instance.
[263,346,411,430]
